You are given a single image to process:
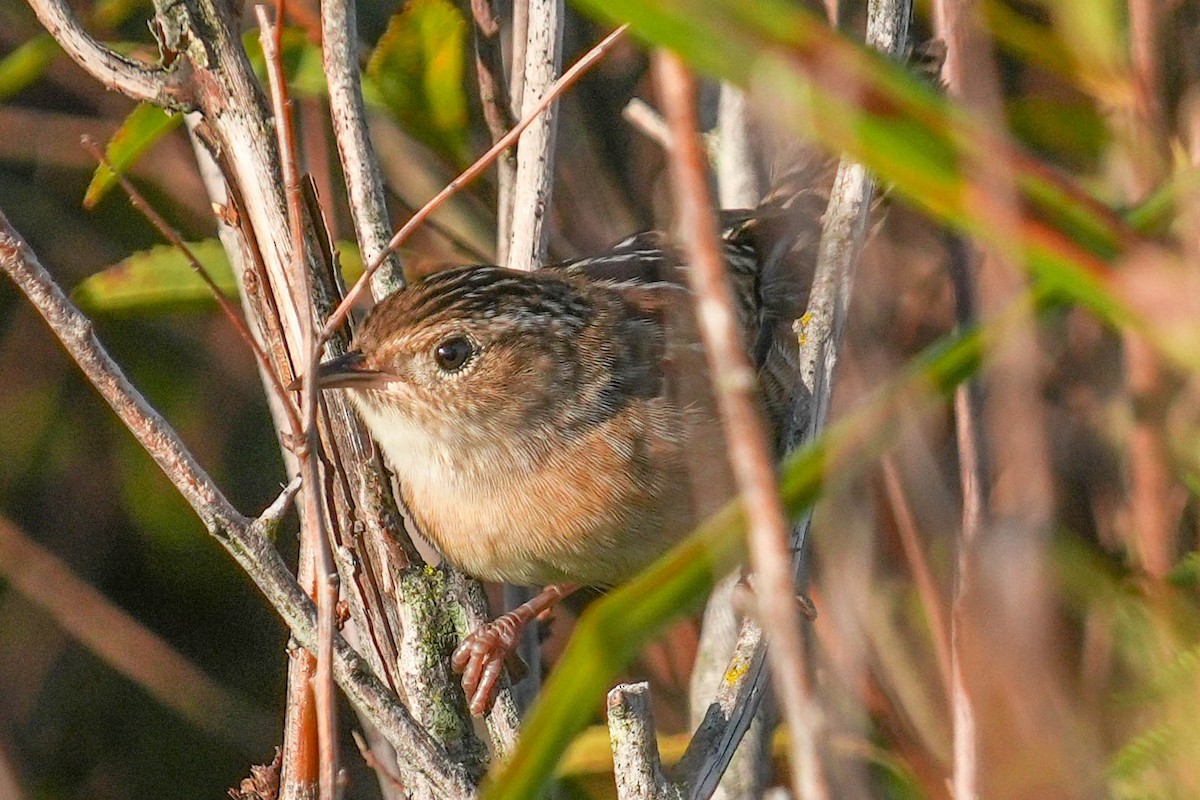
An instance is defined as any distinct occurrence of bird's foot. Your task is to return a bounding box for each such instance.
[451,583,579,716]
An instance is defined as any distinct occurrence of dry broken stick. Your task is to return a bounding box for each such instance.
[608,683,680,800]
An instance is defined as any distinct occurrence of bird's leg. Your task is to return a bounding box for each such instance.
[452,583,579,716]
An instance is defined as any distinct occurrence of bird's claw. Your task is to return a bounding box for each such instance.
[451,613,528,716]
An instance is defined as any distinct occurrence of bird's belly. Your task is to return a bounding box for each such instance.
[403,468,680,586]
[389,423,702,587]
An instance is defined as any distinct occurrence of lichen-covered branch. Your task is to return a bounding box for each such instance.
[609,683,681,800]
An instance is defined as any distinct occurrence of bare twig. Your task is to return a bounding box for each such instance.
[686,80,770,800]
[935,0,1098,794]
[929,3,987,796]
[24,0,189,107]
[506,0,563,272]
[321,0,404,298]
[715,85,760,210]
[79,136,304,442]
[353,731,406,793]
[879,457,951,697]
[0,513,275,752]
[675,623,768,798]
[0,211,476,799]
[657,51,823,800]
[322,24,628,338]
[470,0,518,267]
[256,9,340,799]
[608,683,681,800]
[622,98,672,150]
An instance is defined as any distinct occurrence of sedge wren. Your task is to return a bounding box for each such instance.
[317,194,822,713]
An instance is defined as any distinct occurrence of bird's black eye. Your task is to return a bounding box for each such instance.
[433,336,474,372]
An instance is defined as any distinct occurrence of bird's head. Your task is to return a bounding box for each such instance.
[317,266,598,450]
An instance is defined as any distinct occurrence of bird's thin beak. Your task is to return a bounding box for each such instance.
[311,349,391,390]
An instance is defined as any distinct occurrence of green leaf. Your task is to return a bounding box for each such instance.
[367,0,469,163]
[567,0,1200,370]
[72,239,365,315]
[84,103,183,208]
[72,240,238,314]
[0,35,60,102]
[242,28,330,98]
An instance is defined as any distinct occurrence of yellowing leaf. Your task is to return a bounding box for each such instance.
[367,0,469,163]
[84,103,183,208]
[72,240,237,314]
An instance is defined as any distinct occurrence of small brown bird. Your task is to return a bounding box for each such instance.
[317,193,823,713]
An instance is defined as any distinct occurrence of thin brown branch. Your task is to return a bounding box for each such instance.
[322,0,404,298]
[675,2,912,796]
[470,0,518,267]
[930,3,987,796]
[24,0,189,107]
[0,209,476,800]
[684,81,769,800]
[656,51,824,800]
[256,9,340,800]
[322,24,628,339]
[353,731,406,793]
[880,457,951,698]
[79,136,304,442]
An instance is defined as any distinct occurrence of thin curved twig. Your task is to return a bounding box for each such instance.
[25,0,190,107]
[671,1,913,796]
[657,51,826,800]
[321,24,628,341]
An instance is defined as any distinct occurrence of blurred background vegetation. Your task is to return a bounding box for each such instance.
[2,0,1200,797]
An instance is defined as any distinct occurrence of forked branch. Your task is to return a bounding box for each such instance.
[0,213,476,800]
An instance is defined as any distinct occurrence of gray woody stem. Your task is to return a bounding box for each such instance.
[321,0,405,298]
[25,0,188,106]
[0,213,476,799]
[506,0,563,271]
[609,683,682,800]
[501,0,566,714]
